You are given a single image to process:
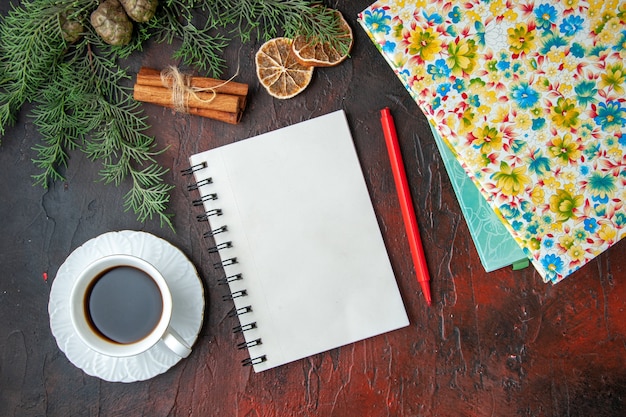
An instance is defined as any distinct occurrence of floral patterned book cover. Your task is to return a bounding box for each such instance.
[358,0,626,283]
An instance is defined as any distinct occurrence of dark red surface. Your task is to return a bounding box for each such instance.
[1,2,624,416]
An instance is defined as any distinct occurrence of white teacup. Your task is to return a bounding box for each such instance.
[69,254,191,358]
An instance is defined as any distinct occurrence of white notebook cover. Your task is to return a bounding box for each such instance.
[189,110,409,372]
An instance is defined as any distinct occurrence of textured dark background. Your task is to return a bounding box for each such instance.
[1,1,624,416]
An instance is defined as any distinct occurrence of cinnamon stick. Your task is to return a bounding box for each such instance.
[133,83,242,114]
[137,67,249,98]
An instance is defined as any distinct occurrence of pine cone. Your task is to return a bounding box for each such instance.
[119,0,158,23]
[60,13,84,43]
[90,0,134,46]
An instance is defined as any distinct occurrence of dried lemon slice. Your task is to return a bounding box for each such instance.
[291,9,353,67]
[255,37,314,99]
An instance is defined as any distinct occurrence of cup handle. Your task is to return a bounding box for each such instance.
[162,327,192,358]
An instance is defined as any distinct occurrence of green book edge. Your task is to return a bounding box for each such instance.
[429,125,528,272]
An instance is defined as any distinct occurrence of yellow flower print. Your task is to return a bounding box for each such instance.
[503,8,518,21]
[458,108,476,135]
[530,107,543,118]
[562,0,579,10]
[549,188,584,222]
[598,20,619,44]
[447,38,478,75]
[515,112,533,130]
[528,238,541,251]
[548,133,582,165]
[563,182,577,195]
[413,65,427,79]
[508,23,536,55]
[473,125,503,153]
[547,49,565,64]
[390,52,409,69]
[531,185,545,204]
[544,176,561,190]
[550,98,581,130]
[484,90,498,104]
[568,245,586,262]
[598,224,617,242]
[550,220,564,232]
[545,63,560,79]
[607,146,623,158]
[489,0,507,16]
[559,234,575,249]
[492,161,531,196]
[558,83,573,95]
[561,171,576,183]
[477,105,491,117]
[495,105,510,123]
[599,62,626,94]
[535,76,551,92]
[407,26,442,62]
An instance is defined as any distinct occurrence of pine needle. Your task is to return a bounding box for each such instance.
[0,0,346,228]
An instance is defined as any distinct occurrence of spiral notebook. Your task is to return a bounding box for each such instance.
[186,110,409,372]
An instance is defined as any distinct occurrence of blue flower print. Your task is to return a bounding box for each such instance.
[510,82,540,109]
[532,118,545,130]
[432,96,441,110]
[422,10,443,24]
[453,78,466,92]
[594,101,625,130]
[468,94,480,107]
[535,4,558,31]
[427,59,451,79]
[496,60,510,71]
[615,31,626,52]
[570,42,586,58]
[437,82,451,96]
[575,80,598,106]
[448,6,462,23]
[382,40,396,54]
[541,254,564,276]
[540,35,568,54]
[364,9,391,35]
[584,217,598,233]
[560,15,584,37]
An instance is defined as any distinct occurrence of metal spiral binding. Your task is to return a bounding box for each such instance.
[233,322,256,333]
[237,339,261,349]
[228,305,252,317]
[181,162,207,176]
[193,193,217,206]
[242,356,267,366]
[222,290,247,300]
[204,225,227,238]
[197,209,222,222]
[187,177,212,191]
[185,161,267,368]
[214,258,237,268]
[217,273,242,285]
[208,241,232,253]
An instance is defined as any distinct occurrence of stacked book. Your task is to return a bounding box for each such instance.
[359,0,626,282]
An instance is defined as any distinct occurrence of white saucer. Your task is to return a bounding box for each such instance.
[49,231,204,383]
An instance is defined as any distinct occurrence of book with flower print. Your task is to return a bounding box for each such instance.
[359,0,626,283]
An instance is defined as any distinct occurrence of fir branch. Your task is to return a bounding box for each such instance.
[150,1,229,77]
[1,0,349,228]
[174,21,228,77]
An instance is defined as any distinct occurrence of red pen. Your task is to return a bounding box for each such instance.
[380,108,432,306]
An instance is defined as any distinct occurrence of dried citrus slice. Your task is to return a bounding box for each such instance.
[255,37,314,99]
[291,9,353,67]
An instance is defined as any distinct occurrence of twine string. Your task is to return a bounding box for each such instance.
[160,66,239,113]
